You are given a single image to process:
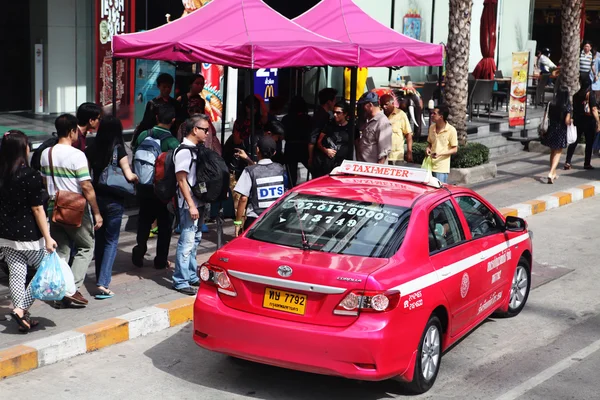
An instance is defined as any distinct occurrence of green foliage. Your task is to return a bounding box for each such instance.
[411,142,489,169]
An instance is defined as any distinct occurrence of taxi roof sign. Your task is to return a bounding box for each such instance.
[331,160,443,188]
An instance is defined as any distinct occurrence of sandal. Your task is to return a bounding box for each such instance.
[584,165,595,170]
[563,163,571,170]
[19,312,39,332]
[95,286,115,300]
[10,310,31,332]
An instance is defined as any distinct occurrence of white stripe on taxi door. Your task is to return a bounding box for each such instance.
[393,232,531,295]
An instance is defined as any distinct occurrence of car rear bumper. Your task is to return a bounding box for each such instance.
[193,287,416,381]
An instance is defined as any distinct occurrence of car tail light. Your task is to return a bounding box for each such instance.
[198,263,237,297]
[334,290,400,316]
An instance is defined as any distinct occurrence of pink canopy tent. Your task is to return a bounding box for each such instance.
[112,0,359,68]
[294,0,444,68]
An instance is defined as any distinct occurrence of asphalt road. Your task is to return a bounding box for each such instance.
[2,196,600,399]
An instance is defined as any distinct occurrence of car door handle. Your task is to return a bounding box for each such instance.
[480,254,486,260]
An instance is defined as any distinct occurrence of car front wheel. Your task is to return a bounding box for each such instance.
[405,315,442,394]
[496,257,531,318]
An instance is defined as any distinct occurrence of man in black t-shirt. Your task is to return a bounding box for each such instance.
[308,88,337,171]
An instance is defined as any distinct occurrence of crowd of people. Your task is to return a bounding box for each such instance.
[0,70,459,333]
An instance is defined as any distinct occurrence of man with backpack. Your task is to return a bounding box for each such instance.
[171,114,210,295]
[132,104,180,269]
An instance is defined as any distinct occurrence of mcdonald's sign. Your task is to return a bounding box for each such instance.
[255,68,279,103]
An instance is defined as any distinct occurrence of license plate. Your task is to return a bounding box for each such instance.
[263,288,307,315]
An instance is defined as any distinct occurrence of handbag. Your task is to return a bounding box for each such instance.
[538,103,550,137]
[49,147,87,228]
[566,122,578,145]
[97,146,135,197]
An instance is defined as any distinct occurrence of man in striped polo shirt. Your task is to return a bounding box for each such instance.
[580,42,594,78]
[40,114,103,307]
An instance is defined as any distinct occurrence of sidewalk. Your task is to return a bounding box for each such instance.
[1,149,599,378]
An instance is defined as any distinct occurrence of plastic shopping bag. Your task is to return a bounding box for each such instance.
[30,252,66,301]
[566,123,577,145]
[421,156,433,173]
[59,256,76,297]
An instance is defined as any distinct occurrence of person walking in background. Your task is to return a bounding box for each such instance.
[176,95,221,154]
[172,115,210,295]
[85,116,138,299]
[541,87,571,183]
[132,105,180,270]
[234,136,286,237]
[565,75,600,170]
[380,94,413,165]
[177,73,205,113]
[308,88,337,170]
[356,92,392,164]
[592,51,600,102]
[282,96,311,187]
[133,73,182,145]
[40,115,103,307]
[0,131,57,332]
[312,102,352,178]
[537,48,557,75]
[426,104,458,183]
[580,41,594,78]
[73,102,102,151]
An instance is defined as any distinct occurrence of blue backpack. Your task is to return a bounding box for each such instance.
[133,129,171,187]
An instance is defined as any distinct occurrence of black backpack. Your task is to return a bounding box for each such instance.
[31,135,58,171]
[193,146,229,203]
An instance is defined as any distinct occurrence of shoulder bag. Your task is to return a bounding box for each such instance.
[49,147,87,228]
[98,146,135,197]
[538,102,550,138]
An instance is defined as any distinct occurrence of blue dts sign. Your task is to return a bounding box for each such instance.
[254,68,278,103]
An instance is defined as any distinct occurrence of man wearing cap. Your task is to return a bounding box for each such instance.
[357,92,392,164]
[233,136,287,237]
[380,94,413,165]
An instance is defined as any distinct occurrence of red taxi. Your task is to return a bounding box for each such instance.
[193,161,533,393]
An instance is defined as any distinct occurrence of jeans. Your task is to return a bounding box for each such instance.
[433,172,449,183]
[94,196,124,288]
[173,206,204,289]
[51,207,94,290]
[134,188,174,268]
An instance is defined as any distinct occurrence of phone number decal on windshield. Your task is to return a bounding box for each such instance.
[282,198,400,224]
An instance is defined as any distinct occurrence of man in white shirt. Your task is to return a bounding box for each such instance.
[172,114,209,295]
[40,114,103,306]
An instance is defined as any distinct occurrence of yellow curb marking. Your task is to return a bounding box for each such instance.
[499,208,518,217]
[523,200,546,215]
[551,192,572,207]
[75,318,129,352]
[0,345,38,379]
[576,185,595,198]
[157,297,195,327]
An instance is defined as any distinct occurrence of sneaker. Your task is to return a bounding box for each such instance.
[149,227,159,238]
[64,291,89,305]
[190,280,200,287]
[175,286,197,296]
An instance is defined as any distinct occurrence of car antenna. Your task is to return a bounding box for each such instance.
[293,203,310,251]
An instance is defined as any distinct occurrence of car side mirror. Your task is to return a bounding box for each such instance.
[505,216,527,232]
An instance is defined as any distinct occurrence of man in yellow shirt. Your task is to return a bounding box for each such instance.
[380,94,413,165]
[426,105,458,183]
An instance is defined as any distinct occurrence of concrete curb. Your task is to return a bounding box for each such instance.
[0,297,194,379]
[498,181,600,219]
[2,181,600,380]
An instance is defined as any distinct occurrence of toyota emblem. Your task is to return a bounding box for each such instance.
[277,265,293,277]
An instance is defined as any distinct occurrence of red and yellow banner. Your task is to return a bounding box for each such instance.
[508,51,529,127]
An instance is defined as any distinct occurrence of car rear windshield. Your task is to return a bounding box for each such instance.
[247,193,411,258]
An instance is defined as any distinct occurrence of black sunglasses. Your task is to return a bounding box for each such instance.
[195,126,210,133]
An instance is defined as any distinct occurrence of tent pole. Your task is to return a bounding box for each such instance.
[429,0,436,75]
[348,67,358,161]
[112,57,117,116]
[221,66,229,144]
[388,0,396,82]
[313,67,321,114]
[250,69,256,162]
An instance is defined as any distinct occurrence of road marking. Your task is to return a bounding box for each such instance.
[495,337,600,400]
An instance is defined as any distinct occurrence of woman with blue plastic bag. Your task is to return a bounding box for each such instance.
[0,130,57,332]
[85,117,138,299]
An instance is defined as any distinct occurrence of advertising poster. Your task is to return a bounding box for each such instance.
[254,68,279,103]
[508,52,529,127]
[134,60,176,124]
[95,0,135,115]
[201,63,224,122]
[403,9,422,40]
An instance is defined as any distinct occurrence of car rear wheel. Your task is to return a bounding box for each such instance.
[405,315,442,394]
[496,257,531,318]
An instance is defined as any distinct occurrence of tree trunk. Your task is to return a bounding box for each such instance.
[561,0,583,97]
[444,0,473,146]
